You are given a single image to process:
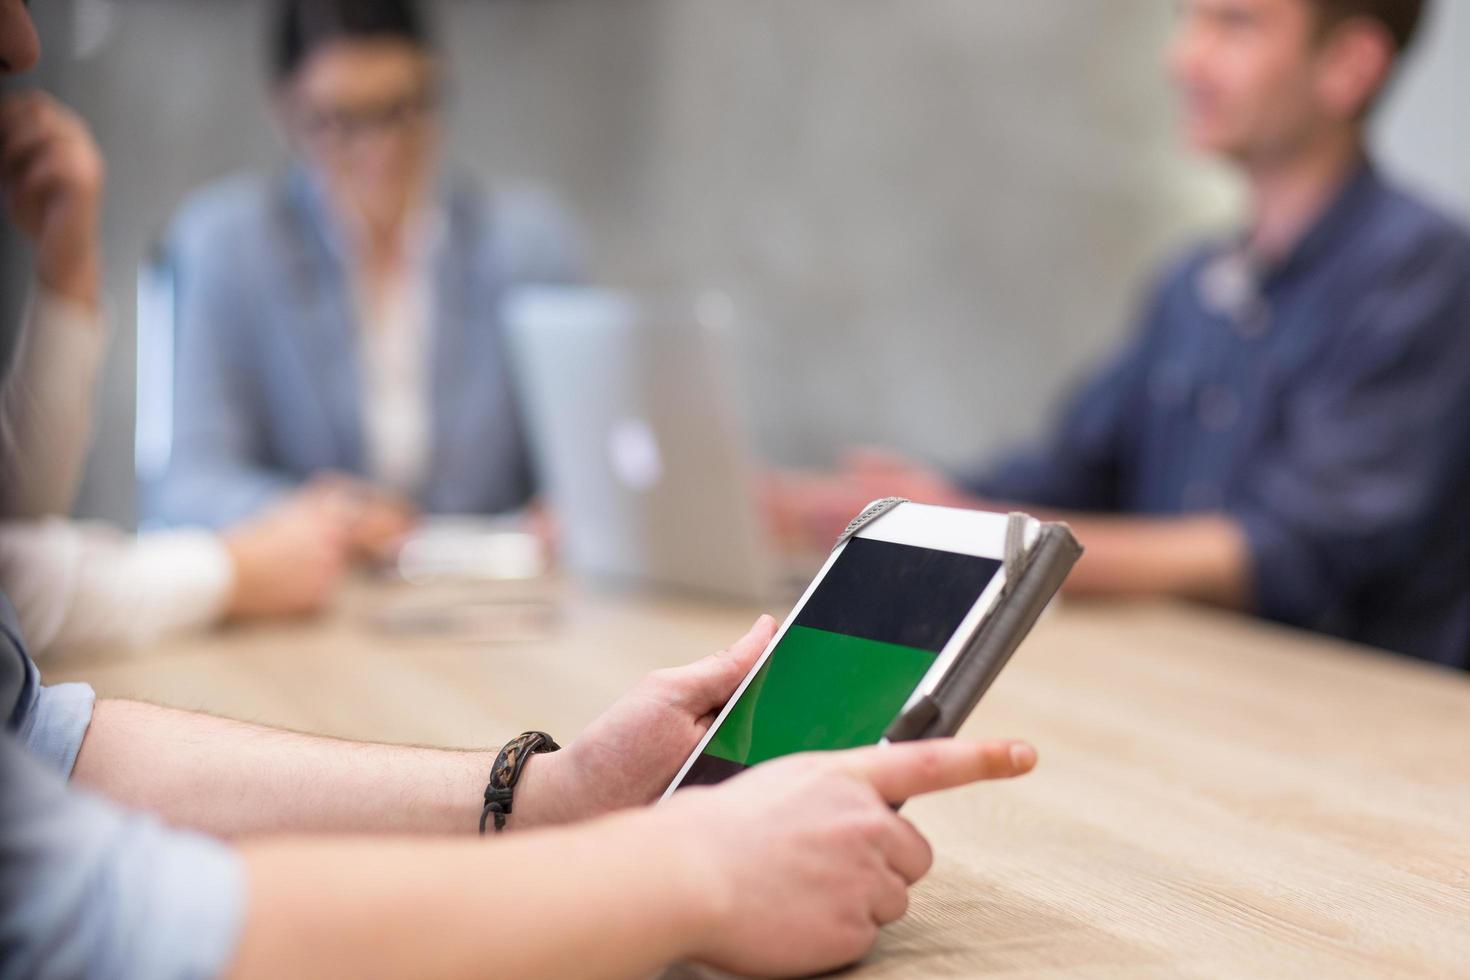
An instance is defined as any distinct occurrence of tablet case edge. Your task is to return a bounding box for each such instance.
[881,519,1083,743]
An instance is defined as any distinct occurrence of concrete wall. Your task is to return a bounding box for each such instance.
[1375,0,1470,217]
[3,0,1464,525]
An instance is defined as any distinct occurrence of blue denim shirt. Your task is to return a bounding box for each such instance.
[1,595,244,978]
[968,164,1470,668]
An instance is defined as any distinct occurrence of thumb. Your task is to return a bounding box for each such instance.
[666,615,777,714]
[843,738,1037,804]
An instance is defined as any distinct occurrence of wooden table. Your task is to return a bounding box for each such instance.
[43,580,1470,979]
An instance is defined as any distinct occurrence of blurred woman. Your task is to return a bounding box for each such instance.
[147,0,581,557]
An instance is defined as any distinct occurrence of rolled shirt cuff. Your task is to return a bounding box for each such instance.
[18,680,96,777]
[132,528,237,632]
[1234,508,1329,629]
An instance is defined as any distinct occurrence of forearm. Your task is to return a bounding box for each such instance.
[71,699,499,838]
[878,481,1252,607]
[1057,512,1253,609]
[228,810,710,980]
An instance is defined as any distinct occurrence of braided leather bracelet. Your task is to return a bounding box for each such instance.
[480,731,561,834]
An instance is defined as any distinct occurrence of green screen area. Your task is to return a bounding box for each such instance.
[703,624,938,767]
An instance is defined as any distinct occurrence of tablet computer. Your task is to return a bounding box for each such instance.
[663,501,1079,794]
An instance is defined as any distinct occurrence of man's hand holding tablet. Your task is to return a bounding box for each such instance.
[658,738,1036,976]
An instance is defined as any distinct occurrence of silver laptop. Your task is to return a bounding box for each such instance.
[504,288,789,602]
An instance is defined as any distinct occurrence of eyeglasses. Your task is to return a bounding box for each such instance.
[298,87,442,149]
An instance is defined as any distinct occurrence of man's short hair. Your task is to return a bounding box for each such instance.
[1306,0,1428,53]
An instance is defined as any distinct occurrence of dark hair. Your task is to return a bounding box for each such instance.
[1307,0,1427,52]
[272,0,434,81]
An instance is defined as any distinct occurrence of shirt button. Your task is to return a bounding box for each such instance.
[1197,384,1241,432]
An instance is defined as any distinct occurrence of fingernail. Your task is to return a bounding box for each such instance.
[1009,743,1037,772]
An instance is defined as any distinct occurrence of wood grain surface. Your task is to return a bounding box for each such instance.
[41,580,1470,979]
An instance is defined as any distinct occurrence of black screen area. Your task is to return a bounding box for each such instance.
[793,537,1003,652]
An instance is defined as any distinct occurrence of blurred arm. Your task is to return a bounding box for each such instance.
[148,207,298,529]
[0,518,233,654]
[769,291,1166,549]
[963,284,1169,511]
[0,289,107,518]
[157,313,298,529]
[1226,240,1470,630]
[1054,511,1251,608]
[0,92,107,518]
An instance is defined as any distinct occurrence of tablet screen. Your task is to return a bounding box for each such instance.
[676,537,1002,788]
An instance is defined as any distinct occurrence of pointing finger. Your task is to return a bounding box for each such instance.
[842,738,1037,804]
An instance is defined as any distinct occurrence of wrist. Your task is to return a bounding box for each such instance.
[482,733,564,833]
[219,531,253,619]
[500,750,569,831]
[641,797,733,962]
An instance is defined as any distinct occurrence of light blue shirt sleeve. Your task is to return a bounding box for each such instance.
[3,592,245,977]
[16,681,95,777]
[1,734,246,979]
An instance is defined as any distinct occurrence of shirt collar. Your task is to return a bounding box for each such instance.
[1195,159,1383,324]
[1258,158,1382,288]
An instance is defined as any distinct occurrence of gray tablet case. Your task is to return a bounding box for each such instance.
[833,498,1083,744]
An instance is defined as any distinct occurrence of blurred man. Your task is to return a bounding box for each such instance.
[776,0,1470,668]
[0,87,345,650]
[0,10,1037,979]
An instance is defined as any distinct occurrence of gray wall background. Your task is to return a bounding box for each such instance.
[4,0,1466,526]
